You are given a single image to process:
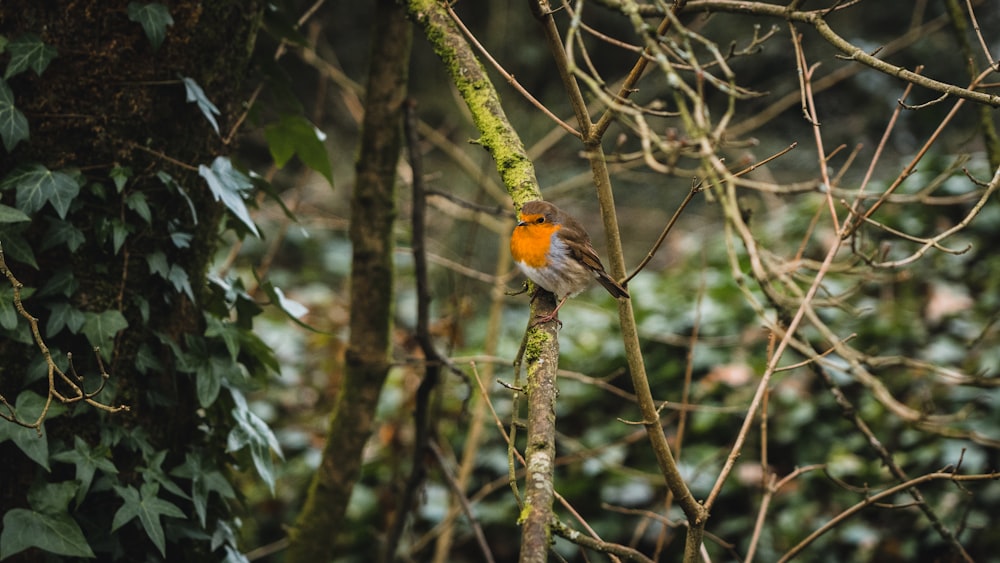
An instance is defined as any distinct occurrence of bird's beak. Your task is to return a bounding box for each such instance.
[516,218,526,227]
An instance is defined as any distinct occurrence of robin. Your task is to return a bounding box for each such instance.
[510,200,629,323]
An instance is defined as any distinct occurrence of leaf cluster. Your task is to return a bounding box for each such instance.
[0,4,323,561]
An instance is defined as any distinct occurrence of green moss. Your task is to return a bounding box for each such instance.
[517,501,532,525]
[407,0,539,202]
[523,328,552,365]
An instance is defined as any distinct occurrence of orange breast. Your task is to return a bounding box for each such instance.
[510,223,560,269]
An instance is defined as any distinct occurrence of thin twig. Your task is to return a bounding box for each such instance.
[962,0,998,70]
[0,243,129,429]
[381,99,446,563]
[428,441,497,563]
[445,3,582,139]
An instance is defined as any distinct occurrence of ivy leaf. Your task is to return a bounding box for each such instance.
[255,272,324,333]
[0,482,94,559]
[112,483,185,557]
[237,329,280,376]
[126,191,152,223]
[0,391,65,471]
[138,449,189,499]
[51,436,118,505]
[0,164,80,218]
[181,76,220,134]
[167,264,192,300]
[111,219,130,254]
[227,390,282,493]
[27,480,77,514]
[25,349,67,386]
[36,267,77,298]
[41,217,86,252]
[127,3,174,51]
[4,34,58,79]
[0,202,29,223]
[205,315,241,360]
[81,309,129,362]
[199,157,259,237]
[146,250,169,278]
[157,171,198,224]
[196,358,223,408]
[110,165,132,192]
[134,343,162,374]
[0,77,29,152]
[0,228,38,269]
[171,452,236,527]
[169,229,192,248]
[264,115,334,186]
[0,284,20,330]
[45,301,86,337]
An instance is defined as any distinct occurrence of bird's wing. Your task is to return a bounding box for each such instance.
[568,240,629,299]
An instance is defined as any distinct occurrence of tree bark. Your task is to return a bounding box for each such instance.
[0,2,262,561]
[284,1,411,561]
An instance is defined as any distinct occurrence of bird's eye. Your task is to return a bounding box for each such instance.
[534,216,545,224]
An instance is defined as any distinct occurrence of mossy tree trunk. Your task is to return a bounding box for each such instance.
[0,2,263,561]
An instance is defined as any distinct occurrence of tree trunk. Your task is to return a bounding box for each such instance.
[0,2,262,561]
[284,0,411,561]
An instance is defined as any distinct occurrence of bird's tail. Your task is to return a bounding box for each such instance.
[596,271,629,299]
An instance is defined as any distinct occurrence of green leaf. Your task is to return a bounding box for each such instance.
[138,449,189,499]
[126,191,152,223]
[26,349,68,385]
[171,452,236,527]
[227,390,282,493]
[199,157,259,237]
[111,219,130,254]
[237,329,280,375]
[0,285,20,330]
[135,343,163,374]
[81,309,129,362]
[112,483,185,557]
[0,508,95,559]
[157,171,198,223]
[0,229,38,269]
[4,34,58,79]
[0,163,80,218]
[146,250,169,278]
[127,2,174,51]
[36,267,77,298]
[181,76,220,134]
[254,272,324,333]
[41,218,85,252]
[110,165,132,192]
[170,230,192,248]
[264,115,334,186]
[0,391,65,470]
[0,77,28,152]
[0,202,29,223]
[28,481,78,514]
[196,359,222,408]
[167,264,194,301]
[134,294,150,323]
[205,316,241,360]
[45,301,86,337]
[51,436,118,505]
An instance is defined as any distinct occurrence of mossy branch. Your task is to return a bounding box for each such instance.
[406,0,540,205]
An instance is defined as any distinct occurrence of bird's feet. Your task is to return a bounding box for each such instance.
[529,310,562,328]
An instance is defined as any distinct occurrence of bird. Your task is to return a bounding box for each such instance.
[510,200,629,323]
